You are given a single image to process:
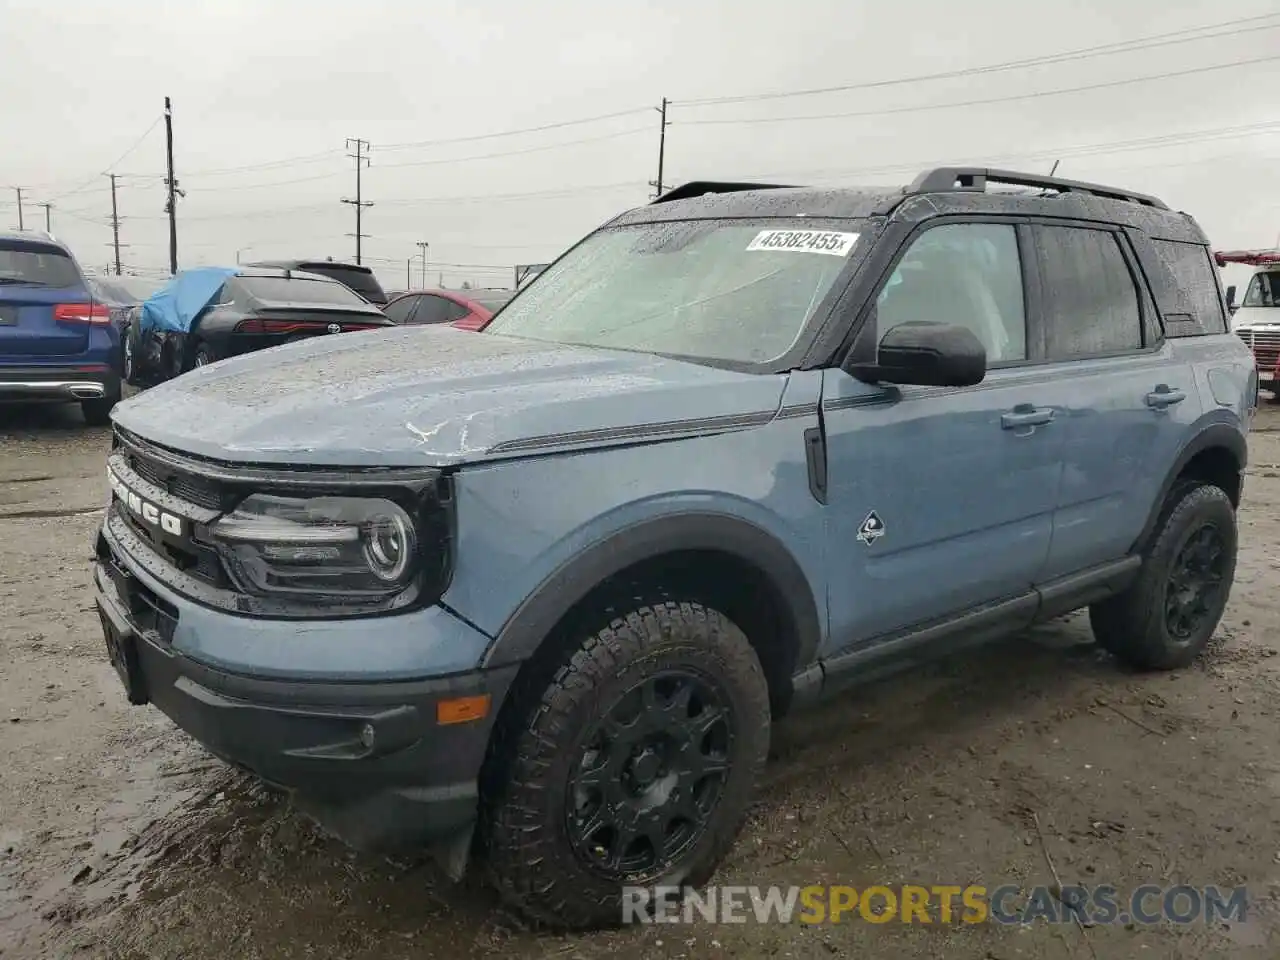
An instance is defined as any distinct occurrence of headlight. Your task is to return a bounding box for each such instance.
[209,494,421,600]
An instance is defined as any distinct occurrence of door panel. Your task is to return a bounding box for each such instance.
[821,368,1061,655]
[1039,348,1201,579]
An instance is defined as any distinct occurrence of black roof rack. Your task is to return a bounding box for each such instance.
[906,167,1169,210]
[652,181,801,204]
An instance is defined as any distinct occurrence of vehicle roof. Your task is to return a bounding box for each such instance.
[392,287,512,299]
[247,258,373,273]
[611,168,1206,243]
[0,230,70,250]
[232,266,340,282]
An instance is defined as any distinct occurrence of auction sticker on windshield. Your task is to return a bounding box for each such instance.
[747,229,859,257]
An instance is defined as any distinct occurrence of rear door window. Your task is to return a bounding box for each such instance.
[384,295,421,323]
[410,294,466,325]
[1149,239,1228,335]
[1034,226,1143,359]
[0,243,81,288]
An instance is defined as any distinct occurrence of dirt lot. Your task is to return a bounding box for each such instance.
[3,399,1280,959]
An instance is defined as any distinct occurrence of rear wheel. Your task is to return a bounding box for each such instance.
[1090,482,1236,670]
[121,324,138,384]
[81,389,119,426]
[190,339,217,370]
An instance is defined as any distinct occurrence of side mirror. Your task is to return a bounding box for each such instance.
[1226,285,1238,314]
[846,321,987,388]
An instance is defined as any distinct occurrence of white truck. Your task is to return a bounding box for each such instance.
[1216,249,1280,391]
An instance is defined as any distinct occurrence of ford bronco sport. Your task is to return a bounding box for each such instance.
[94,167,1254,928]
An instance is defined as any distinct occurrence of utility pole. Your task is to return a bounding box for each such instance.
[405,258,411,289]
[648,97,670,199]
[341,138,372,265]
[38,202,52,233]
[13,187,23,231]
[108,175,122,275]
[163,96,179,275]
[416,241,429,288]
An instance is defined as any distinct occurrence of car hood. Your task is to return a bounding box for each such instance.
[111,326,789,466]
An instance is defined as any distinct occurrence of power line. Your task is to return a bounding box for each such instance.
[674,13,1280,107]
[377,127,650,170]
[48,115,163,203]
[675,53,1280,127]
[378,107,651,150]
[180,148,346,178]
[725,120,1280,183]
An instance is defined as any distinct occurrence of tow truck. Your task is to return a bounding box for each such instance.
[1216,248,1280,390]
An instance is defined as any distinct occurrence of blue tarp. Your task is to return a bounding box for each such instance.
[138,267,237,335]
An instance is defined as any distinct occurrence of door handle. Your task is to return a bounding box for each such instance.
[1145,386,1186,409]
[1001,404,1054,429]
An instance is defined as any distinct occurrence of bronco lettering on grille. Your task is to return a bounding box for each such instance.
[107,466,186,537]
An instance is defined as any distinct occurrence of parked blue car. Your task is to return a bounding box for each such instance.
[0,231,120,424]
[94,167,1254,929]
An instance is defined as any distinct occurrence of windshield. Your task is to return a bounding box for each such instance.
[0,242,80,287]
[237,275,370,307]
[1243,271,1280,308]
[484,219,862,365]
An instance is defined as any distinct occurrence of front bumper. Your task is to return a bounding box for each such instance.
[93,529,518,851]
[0,364,119,400]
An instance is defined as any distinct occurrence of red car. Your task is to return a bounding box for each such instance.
[382,288,513,331]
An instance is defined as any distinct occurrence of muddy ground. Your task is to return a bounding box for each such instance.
[3,399,1280,960]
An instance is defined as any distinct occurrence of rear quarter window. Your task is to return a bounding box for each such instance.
[0,243,81,287]
[1148,239,1228,336]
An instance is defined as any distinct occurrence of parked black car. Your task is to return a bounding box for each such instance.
[123,267,393,386]
[243,259,388,305]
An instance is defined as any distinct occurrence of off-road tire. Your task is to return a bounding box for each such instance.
[482,601,770,930]
[1089,482,1236,670]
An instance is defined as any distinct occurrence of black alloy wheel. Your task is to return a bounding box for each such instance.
[566,669,734,877]
[1165,523,1227,642]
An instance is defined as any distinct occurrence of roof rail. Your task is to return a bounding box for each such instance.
[907,167,1169,210]
[652,181,801,204]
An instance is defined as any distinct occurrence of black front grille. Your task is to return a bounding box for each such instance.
[127,451,225,510]
[113,502,225,586]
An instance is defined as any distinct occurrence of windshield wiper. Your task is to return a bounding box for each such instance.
[0,277,47,286]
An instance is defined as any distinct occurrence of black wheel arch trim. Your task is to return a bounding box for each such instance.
[1132,420,1246,554]
[480,512,823,674]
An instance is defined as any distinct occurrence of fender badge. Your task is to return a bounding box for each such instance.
[857,510,886,545]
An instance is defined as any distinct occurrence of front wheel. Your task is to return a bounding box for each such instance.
[482,601,770,929]
[1090,482,1237,670]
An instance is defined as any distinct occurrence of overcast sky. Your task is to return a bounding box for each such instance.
[2,0,1278,292]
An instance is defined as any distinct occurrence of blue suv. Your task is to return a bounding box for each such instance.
[93,167,1254,928]
[0,231,121,424]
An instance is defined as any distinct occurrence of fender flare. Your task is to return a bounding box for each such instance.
[1131,421,1247,553]
[480,512,823,673]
